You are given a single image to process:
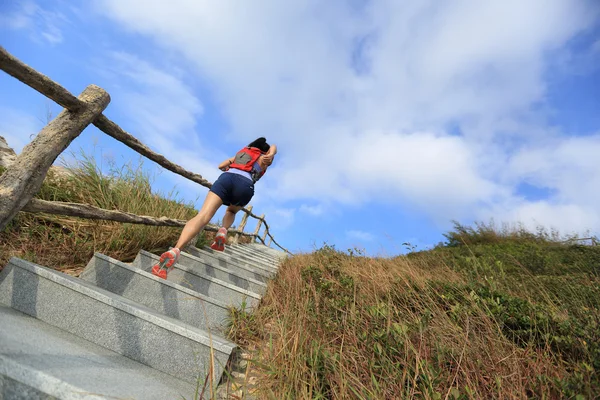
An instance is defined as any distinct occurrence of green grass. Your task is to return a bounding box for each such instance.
[229,224,600,399]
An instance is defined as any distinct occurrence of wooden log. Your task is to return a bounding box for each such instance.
[253,214,264,236]
[0,46,84,112]
[93,115,213,189]
[0,85,110,231]
[0,46,213,190]
[233,205,252,244]
[261,224,268,242]
[20,199,253,237]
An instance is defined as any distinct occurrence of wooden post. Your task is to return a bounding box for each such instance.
[252,213,264,243]
[267,237,272,247]
[261,226,268,243]
[233,205,252,244]
[0,85,110,231]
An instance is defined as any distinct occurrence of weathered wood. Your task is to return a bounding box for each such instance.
[267,237,272,247]
[0,46,84,112]
[93,115,213,189]
[233,205,252,244]
[21,198,254,237]
[261,223,268,242]
[0,85,110,231]
[253,213,264,237]
[0,46,213,190]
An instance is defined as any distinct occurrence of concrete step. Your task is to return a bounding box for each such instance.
[80,252,234,333]
[186,246,276,279]
[0,257,236,386]
[242,243,288,259]
[235,246,281,264]
[0,304,200,400]
[201,246,278,273]
[132,250,262,308]
[180,247,273,283]
[244,241,287,256]
[220,246,279,268]
[226,244,278,265]
[230,244,280,264]
[174,249,267,295]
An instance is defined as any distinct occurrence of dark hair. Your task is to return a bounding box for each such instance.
[248,137,270,153]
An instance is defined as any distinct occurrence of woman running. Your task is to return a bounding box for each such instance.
[152,137,277,279]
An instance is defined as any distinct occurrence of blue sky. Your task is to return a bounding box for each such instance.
[1,0,599,256]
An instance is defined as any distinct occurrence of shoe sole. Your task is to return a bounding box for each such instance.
[210,235,226,252]
[151,252,178,279]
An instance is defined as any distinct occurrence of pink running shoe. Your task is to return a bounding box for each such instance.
[151,248,180,279]
[210,228,227,251]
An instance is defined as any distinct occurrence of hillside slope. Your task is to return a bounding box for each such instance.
[231,224,600,399]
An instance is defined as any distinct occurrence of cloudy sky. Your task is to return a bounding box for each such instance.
[1,0,599,255]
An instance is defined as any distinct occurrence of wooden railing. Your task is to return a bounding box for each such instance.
[0,46,291,255]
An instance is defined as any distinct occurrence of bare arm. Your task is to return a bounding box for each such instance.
[261,144,278,167]
[218,156,235,171]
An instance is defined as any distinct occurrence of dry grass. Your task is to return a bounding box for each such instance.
[230,238,600,399]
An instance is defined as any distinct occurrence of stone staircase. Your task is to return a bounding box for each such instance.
[0,242,286,399]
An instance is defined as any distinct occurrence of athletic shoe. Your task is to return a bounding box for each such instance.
[210,227,227,251]
[151,248,181,279]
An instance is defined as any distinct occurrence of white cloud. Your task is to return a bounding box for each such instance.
[271,207,296,231]
[95,0,600,235]
[90,51,225,186]
[346,230,375,242]
[0,1,68,45]
[299,204,325,216]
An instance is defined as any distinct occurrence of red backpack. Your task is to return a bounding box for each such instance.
[229,146,267,181]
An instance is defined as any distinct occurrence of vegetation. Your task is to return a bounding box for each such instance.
[3,148,599,399]
[0,150,248,275]
[230,222,600,399]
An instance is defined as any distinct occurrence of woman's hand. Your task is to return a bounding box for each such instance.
[262,155,274,166]
[218,157,235,171]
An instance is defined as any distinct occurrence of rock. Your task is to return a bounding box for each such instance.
[0,135,16,169]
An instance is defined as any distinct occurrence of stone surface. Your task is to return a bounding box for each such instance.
[0,135,16,169]
[204,246,278,271]
[241,243,287,259]
[233,244,280,261]
[228,245,279,265]
[0,257,235,386]
[226,245,278,265]
[132,250,262,308]
[183,247,273,283]
[0,304,199,400]
[80,252,233,333]
[175,249,268,294]
[194,247,277,276]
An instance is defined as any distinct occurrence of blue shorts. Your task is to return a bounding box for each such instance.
[210,172,255,207]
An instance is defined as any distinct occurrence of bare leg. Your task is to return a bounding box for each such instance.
[175,191,223,249]
[222,205,242,229]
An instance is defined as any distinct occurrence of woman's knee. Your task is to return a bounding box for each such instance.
[227,205,242,214]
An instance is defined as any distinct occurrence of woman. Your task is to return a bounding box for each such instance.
[152,137,277,279]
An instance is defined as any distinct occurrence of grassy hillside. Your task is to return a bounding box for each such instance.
[0,151,247,275]
[230,223,599,399]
